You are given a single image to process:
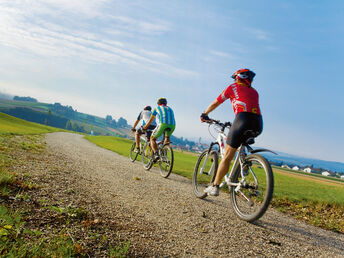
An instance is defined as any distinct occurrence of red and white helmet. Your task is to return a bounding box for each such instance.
[231,68,256,85]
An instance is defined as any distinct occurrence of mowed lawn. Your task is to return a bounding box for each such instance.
[85,135,344,206]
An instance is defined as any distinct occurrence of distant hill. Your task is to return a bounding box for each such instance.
[0,96,196,149]
[262,151,344,174]
[0,112,60,134]
[0,98,130,137]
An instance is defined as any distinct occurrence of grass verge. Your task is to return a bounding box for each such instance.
[0,112,61,135]
[0,134,130,257]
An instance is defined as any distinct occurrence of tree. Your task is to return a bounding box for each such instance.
[105,115,113,124]
[117,117,128,128]
[13,96,37,102]
[45,110,51,125]
[65,120,73,130]
[86,115,95,122]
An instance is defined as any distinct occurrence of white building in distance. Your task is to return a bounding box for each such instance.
[292,166,300,171]
[322,171,330,176]
[303,167,312,173]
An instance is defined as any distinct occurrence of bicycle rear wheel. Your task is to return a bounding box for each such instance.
[129,142,139,162]
[230,154,274,222]
[142,142,153,170]
[192,149,218,199]
[159,144,174,178]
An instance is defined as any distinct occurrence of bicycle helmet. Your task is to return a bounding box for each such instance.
[157,98,167,105]
[231,68,256,85]
[144,105,152,111]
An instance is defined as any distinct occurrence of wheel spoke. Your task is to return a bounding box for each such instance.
[192,150,218,199]
[230,154,274,222]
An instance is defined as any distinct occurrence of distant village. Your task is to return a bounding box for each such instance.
[176,141,344,181]
[276,163,344,180]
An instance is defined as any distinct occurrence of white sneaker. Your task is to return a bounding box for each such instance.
[204,185,219,196]
[134,148,140,153]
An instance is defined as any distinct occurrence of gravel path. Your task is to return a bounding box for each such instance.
[45,132,344,257]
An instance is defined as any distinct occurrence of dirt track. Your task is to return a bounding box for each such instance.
[44,132,344,257]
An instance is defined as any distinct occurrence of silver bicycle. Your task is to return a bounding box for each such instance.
[192,118,275,222]
[129,128,152,162]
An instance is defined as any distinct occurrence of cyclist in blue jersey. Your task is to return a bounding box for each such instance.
[131,105,156,152]
[143,98,176,161]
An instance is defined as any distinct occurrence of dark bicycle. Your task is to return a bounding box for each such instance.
[142,129,174,178]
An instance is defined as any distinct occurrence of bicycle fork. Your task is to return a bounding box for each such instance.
[199,148,215,176]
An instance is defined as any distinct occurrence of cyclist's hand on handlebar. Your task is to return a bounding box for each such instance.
[200,113,210,122]
[131,127,136,132]
[224,121,232,127]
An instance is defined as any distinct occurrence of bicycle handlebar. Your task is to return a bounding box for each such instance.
[205,118,232,128]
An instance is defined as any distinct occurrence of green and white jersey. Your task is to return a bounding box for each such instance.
[152,105,175,125]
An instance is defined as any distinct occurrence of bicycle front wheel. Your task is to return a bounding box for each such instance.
[142,142,153,170]
[159,144,174,178]
[230,154,274,222]
[192,149,218,199]
[129,142,139,162]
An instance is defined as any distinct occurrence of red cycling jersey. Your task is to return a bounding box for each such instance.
[216,82,261,115]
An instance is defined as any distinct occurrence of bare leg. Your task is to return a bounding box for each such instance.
[135,132,140,148]
[213,145,237,185]
[150,136,158,153]
[163,136,170,145]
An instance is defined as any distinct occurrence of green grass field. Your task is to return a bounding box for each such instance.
[0,112,61,135]
[85,135,344,233]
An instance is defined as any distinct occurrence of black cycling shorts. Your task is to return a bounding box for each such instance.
[137,125,156,137]
[227,112,263,148]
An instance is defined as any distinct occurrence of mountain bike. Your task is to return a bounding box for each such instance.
[142,130,174,178]
[129,128,152,162]
[192,118,275,222]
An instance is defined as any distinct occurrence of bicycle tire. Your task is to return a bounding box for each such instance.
[142,142,153,170]
[192,149,218,199]
[230,154,274,222]
[159,144,174,178]
[129,142,139,162]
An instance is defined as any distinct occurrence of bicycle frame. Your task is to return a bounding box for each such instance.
[201,121,275,193]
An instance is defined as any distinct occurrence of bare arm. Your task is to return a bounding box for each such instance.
[204,99,221,115]
[143,115,155,130]
[131,120,139,130]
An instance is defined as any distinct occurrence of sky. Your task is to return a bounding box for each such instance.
[0,0,343,162]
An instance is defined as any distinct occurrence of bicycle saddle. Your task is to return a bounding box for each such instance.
[243,130,260,145]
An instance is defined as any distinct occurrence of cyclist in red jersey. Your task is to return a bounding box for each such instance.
[200,68,263,196]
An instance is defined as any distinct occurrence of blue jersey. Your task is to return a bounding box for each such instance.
[152,105,175,125]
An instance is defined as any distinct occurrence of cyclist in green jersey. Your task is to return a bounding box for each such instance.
[143,98,176,161]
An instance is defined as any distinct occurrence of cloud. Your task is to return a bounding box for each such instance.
[246,28,270,41]
[0,1,196,78]
[209,50,236,59]
[108,15,172,35]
